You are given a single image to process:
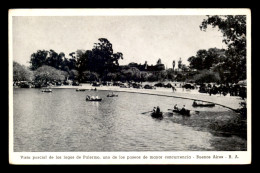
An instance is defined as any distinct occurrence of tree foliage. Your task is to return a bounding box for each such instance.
[200,15,246,52]
[13,61,33,82]
[188,48,226,70]
[200,15,246,83]
[30,49,77,72]
[69,38,123,81]
[33,65,68,86]
[75,38,123,76]
[30,50,49,70]
[81,71,99,82]
[121,67,141,81]
[193,69,220,84]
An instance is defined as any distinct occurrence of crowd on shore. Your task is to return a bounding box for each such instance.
[14,79,247,99]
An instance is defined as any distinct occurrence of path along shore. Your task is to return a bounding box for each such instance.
[51,83,245,111]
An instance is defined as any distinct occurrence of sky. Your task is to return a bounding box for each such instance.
[12,15,226,68]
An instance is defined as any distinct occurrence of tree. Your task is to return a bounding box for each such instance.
[188,48,226,71]
[105,72,118,81]
[121,67,141,81]
[188,56,203,70]
[69,69,79,81]
[81,71,99,82]
[74,38,123,79]
[157,70,167,81]
[178,58,182,69]
[166,68,175,81]
[172,60,175,70]
[193,70,220,84]
[29,50,49,70]
[30,49,76,72]
[140,71,149,82]
[90,38,123,75]
[157,58,162,65]
[33,65,67,86]
[200,15,246,83]
[180,64,189,72]
[13,61,33,82]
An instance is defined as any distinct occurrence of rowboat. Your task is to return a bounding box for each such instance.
[192,102,215,107]
[42,89,52,92]
[86,98,102,102]
[151,112,163,119]
[172,109,190,116]
[107,94,118,97]
[76,88,86,91]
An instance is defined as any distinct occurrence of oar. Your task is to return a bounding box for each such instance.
[168,109,200,114]
[141,110,153,114]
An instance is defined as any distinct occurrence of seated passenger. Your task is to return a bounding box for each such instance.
[153,107,156,113]
[174,104,179,110]
[156,106,160,114]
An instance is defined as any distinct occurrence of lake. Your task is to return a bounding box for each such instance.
[13,88,247,152]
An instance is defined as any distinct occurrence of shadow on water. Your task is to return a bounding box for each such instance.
[164,109,247,151]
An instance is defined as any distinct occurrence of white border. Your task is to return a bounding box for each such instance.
[8,8,251,165]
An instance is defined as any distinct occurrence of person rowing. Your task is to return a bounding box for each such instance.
[181,105,186,111]
[153,107,156,113]
[156,106,161,114]
[174,104,179,111]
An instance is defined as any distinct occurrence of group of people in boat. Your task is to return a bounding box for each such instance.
[107,92,118,97]
[86,95,99,100]
[192,100,215,107]
[42,88,52,92]
[174,104,187,112]
[152,106,161,114]
[152,104,187,114]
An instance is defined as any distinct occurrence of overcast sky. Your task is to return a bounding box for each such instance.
[12,15,226,68]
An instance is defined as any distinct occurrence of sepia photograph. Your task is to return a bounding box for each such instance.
[9,9,251,164]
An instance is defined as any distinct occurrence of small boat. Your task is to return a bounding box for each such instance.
[151,112,163,119]
[76,88,86,91]
[86,96,102,101]
[107,94,118,97]
[86,98,102,102]
[192,101,215,107]
[172,109,190,116]
[41,89,52,92]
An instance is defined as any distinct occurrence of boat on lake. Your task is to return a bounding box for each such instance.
[151,112,163,119]
[172,108,190,116]
[107,92,118,97]
[107,94,118,97]
[86,95,102,102]
[86,98,102,102]
[192,101,215,107]
[76,88,86,91]
[41,88,52,92]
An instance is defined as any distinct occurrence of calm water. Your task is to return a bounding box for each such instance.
[13,88,246,152]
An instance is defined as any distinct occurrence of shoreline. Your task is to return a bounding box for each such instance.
[50,84,244,111]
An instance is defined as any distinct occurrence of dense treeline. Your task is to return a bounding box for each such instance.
[26,38,184,85]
